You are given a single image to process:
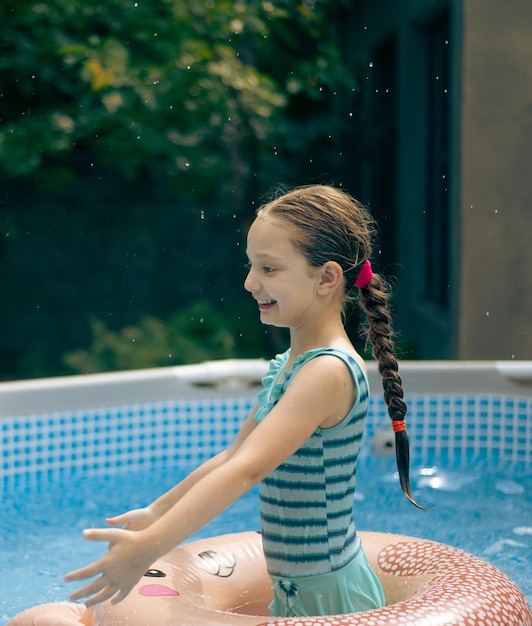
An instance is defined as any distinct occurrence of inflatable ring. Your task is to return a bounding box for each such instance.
[8,531,532,626]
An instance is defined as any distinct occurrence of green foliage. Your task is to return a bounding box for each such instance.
[0,0,359,379]
[0,0,355,194]
[63,301,239,374]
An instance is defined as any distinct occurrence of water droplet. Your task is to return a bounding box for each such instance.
[486,311,490,316]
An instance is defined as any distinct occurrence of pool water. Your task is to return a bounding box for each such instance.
[1,456,531,624]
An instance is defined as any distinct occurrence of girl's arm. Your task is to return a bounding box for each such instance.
[107,406,260,531]
[151,404,259,517]
[66,355,354,607]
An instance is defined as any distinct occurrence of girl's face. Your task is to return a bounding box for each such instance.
[244,214,322,329]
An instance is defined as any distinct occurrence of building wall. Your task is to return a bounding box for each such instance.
[458,0,532,359]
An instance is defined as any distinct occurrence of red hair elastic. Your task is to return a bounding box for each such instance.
[354,260,373,288]
[392,420,407,433]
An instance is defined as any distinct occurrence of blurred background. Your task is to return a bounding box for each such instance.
[1,0,531,381]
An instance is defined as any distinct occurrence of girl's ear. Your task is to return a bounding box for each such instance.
[317,261,344,295]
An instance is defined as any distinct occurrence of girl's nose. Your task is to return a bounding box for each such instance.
[244,268,257,293]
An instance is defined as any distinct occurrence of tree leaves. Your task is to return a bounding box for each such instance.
[0,0,354,186]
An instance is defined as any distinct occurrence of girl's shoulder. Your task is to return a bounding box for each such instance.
[256,347,368,426]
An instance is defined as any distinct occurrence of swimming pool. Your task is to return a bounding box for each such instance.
[1,359,531,623]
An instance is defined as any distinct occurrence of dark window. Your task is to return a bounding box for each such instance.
[424,11,451,307]
[366,37,398,277]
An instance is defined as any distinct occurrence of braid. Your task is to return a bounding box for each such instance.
[359,274,426,509]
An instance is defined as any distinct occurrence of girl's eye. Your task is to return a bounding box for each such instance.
[245,262,275,274]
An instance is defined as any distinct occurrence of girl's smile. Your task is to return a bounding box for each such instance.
[257,300,276,310]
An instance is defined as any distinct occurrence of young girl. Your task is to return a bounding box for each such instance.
[66,184,419,618]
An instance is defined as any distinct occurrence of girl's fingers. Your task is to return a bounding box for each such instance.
[65,529,124,583]
[110,585,134,605]
[68,575,133,607]
[65,558,106,584]
[82,527,121,543]
[65,525,142,607]
[67,574,108,602]
[84,583,121,608]
[106,514,126,526]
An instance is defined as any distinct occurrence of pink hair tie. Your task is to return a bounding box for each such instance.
[354,259,373,288]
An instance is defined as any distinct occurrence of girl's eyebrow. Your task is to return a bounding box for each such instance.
[246,251,282,262]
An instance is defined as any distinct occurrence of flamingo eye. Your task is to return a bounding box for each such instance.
[144,569,166,578]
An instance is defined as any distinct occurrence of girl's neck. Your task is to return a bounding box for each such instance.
[288,318,351,361]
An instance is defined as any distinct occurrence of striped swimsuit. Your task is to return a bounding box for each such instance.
[254,347,369,579]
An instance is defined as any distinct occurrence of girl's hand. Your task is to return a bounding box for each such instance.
[65,527,157,607]
[106,506,156,531]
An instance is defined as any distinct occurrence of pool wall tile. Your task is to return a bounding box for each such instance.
[1,393,531,481]
[1,396,256,479]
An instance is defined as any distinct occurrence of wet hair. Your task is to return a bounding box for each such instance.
[257,184,423,508]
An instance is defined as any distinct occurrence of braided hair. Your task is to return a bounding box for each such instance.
[258,184,423,508]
